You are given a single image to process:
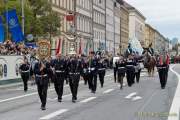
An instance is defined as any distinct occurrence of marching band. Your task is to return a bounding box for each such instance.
[18,42,170,111]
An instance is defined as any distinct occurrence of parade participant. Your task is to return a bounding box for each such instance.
[19,57,30,92]
[64,55,70,84]
[125,43,133,58]
[82,56,89,86]
[126,54,136,87]
[113,57,118,83]
[156,51,170,89]
[34,58,49,110]
[88,51,98,93]
[53,54,67,102]
[116,55,126,89]
[68,55,83,103]
[98,57,106,88]
[148,43,154,56]
[134,52,142,83]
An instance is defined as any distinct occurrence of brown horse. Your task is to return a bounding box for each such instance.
[143,51,156,77]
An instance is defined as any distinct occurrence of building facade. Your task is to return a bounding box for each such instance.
[120,4,129,54]
[145,24,155,48]
[113,1,121,55]
[106,0,115,54]
[50,0,74,55]
[124,2,146,48]
[76,0,93,55]
[92,0,106,52]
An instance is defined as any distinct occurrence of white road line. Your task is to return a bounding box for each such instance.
[168,65,180,120]
[132,96,142,101]
[125,92,137,99]
[103,89,114,94]
[0,73,113,104]
[40,109,68,120]
[80,97,97,103]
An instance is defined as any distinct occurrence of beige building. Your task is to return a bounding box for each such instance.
[145,24,155,48]
[124,2,146,48]
[50,0,75,55]
[120,4,129,54]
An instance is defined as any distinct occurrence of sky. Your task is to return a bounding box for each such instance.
[125,0,180,40]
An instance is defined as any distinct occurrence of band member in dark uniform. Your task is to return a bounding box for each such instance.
[34,58,49,110]
[116,55,126,89]
[156,52,170,89]
[64,56,70,84]
[98,57,106,88]
[113,59,118,83]
[82,57,89,86]
[134,52,142,83]
[53,54,67,102]
[19,57,30,92]
[68,55,83,103]
[148,43,154,56]
[88,52,98,93]
[126,54,136,87]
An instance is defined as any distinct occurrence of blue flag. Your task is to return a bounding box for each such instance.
[4,9,24,43]
[0,16,5,43]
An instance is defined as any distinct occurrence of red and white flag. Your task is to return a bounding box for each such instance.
[56,38,61,55]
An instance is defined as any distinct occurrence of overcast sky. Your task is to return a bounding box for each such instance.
[125,0,180,40]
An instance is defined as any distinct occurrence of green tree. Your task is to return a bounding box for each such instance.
[0,0,60,41]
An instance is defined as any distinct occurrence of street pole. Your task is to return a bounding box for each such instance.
[21,0,25,35]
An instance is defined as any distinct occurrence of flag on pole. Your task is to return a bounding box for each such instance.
[79,38,82,55]
[0,16,5,43]
[4,9,24,43]
[56,38,61,55]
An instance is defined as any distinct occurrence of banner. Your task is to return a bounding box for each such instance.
[4,9,24,43]
[129,36,143,55]
[0,16,5,43]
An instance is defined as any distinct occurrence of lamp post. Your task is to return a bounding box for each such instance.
[21,0,25,35]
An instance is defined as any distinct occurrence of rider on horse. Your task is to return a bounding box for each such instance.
[147,43,154,56]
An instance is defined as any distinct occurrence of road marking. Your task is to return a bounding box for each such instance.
[0,73,113,104]
[80,97,97,103]
[125,92,137,99]
[168,65,180,120]
[40,109,68,120]
[132,96,142,101]
[103,89,114,94]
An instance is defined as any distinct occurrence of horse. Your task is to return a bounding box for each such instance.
[142,50,156,77]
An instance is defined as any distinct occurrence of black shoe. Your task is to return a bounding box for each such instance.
[161,86,165,89]
[72,99,76,103]
[58,98,62,102]
[120,86,123,90]
[41,106,46,110]
[91,90,96,94]
[101,85,103,88]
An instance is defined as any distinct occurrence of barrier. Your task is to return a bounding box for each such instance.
[0,55,24,81]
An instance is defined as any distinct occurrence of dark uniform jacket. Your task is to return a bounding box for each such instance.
[88,57,98,75]
[116,59,126,74]
[98,59,106,74]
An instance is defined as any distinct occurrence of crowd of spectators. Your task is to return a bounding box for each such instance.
[0,40,36,56]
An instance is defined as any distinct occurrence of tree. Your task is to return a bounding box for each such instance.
[0,0,60,41]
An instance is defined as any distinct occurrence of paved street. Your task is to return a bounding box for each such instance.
[0,65,179,120]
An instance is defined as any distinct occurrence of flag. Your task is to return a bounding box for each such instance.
[4,9,24,43]
[56,38,61,55]
[0,16,5,43]
[79,38,82,55]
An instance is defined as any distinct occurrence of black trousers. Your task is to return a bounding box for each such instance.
[135,69,141,83]
[158,67,168,88]
[98,71,105,87]
[36,77,48,107]
[83,73,88,85]
[126,69,135,87]
[21,73,29,91]
[54,73,65,100]
[69,74,80,100]
[118,73,125,88]
[114,67,117,83]
[89,72,97,92]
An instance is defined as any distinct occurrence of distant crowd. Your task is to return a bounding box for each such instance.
[0,40,36,56]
